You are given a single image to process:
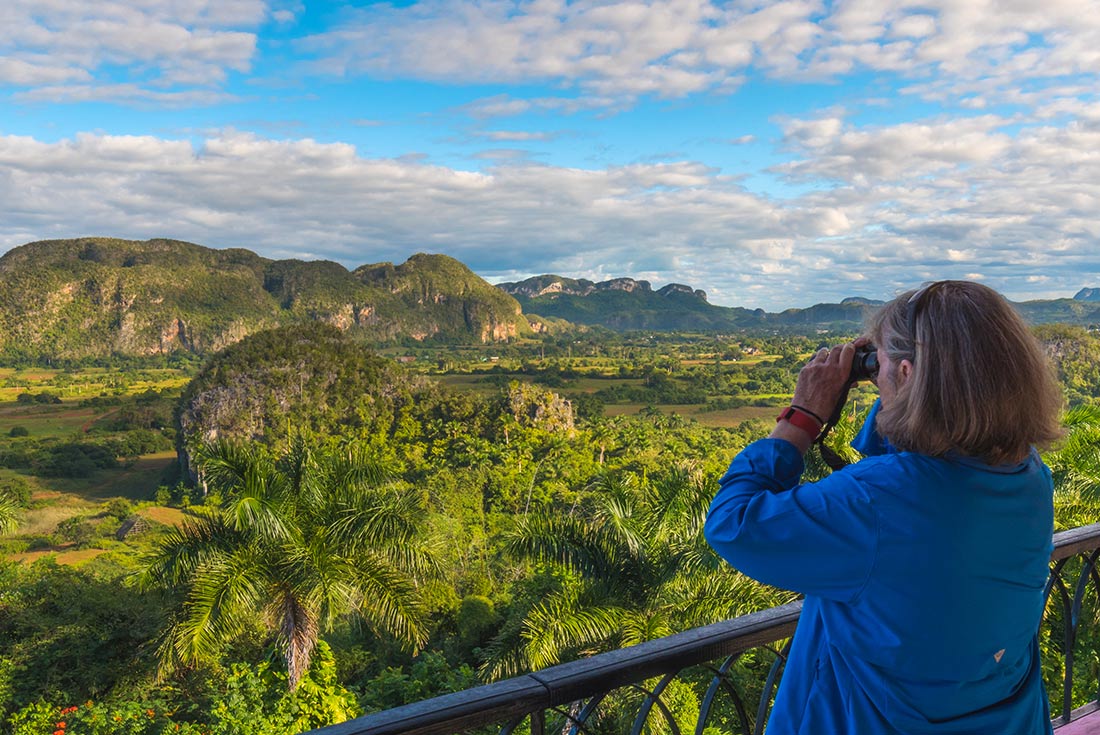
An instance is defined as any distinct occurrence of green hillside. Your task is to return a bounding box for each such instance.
[0,237,530,359]
[499,275,765,331]
[355,253,529,342]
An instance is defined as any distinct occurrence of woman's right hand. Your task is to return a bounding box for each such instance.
[790,341,858,423]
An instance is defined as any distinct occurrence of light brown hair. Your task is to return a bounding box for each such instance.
[867,280,1062,464]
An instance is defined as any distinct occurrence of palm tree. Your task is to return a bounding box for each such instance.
[483,464,794,679]
[1042,404,1100,529]
[142,437,436,689]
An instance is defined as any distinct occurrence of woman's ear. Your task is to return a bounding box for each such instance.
[898,359,913,386]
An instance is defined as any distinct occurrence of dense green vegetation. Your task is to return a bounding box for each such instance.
[0,320,1097,734]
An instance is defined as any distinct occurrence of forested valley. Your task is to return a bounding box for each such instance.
[1,321,1099,734]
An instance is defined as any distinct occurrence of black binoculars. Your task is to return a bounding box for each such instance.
[850,346,879,383]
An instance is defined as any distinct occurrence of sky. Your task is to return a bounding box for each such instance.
[2,1,1099,311]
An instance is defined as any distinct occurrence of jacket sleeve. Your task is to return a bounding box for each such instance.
[704,438,879,603]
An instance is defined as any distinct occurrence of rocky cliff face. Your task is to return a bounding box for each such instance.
[0,238,529,359]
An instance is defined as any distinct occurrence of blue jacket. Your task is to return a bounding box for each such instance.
[704,400,1054,734]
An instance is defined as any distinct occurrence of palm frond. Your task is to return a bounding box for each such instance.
[327,443,391,492]
[507,513,623,579]
[649,463,711,540]
[326,487,423,547]
[520,591,628,671]
[276,433,330,516]
[0,492,21,535]
[348,553,429,651]
[193,440,273,494]
[659,569,797,629]
[618,610,674,647]
[139,515,240,590]
[223,490,294,541]
[1047,404,1100,499]
[166,548,269,666]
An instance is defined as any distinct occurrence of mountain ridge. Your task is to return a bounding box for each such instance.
[499,273,1100,332]
[0,238,1096,360]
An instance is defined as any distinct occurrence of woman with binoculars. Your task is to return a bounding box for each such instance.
[705,280,1063,734]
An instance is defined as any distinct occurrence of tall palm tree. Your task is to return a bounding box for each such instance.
[142,438,436,689]
[483,464,794,679]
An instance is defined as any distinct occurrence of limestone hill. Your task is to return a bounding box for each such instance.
[0,237,529,359]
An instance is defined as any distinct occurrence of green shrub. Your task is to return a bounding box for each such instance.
[104,498,132,522]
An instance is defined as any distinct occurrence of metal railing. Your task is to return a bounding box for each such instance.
[315,522,1100,735]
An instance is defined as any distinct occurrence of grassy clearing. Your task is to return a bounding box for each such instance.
[602,403,777,426]
[18,503,97,535]
[85,451,177,500]
[4,497,191,566]
[32,450,177,502]
[0,403,108,439]
[686,406,779,426]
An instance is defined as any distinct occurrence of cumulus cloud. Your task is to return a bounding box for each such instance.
[0,123,1096,310]
[11,0,1095,114]
[0,0,264,99]
[293,0,1100,111]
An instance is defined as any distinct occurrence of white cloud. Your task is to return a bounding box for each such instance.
[289,0,1100,113]
[14,83,237,106]
[480,130,561,142]
[776,114,1014,182]
[0,0,264,98]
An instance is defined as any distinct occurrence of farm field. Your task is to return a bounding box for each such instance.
[0,368,188,568]
[0,366,190,402]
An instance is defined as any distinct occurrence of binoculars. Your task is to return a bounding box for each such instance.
[850,346,879,383]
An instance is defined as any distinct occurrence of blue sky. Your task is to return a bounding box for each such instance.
[1,0,1099,310]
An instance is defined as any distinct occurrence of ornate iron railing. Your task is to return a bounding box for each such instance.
[314,522,1100,735]
[1046,522,1100,727]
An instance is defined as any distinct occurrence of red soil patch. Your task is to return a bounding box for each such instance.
[10,547,106,566]
[140,506,188,527]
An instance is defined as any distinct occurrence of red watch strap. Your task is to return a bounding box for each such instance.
[777,406,823,438]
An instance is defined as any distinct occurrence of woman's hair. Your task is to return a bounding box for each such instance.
[866,280,1063,464]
